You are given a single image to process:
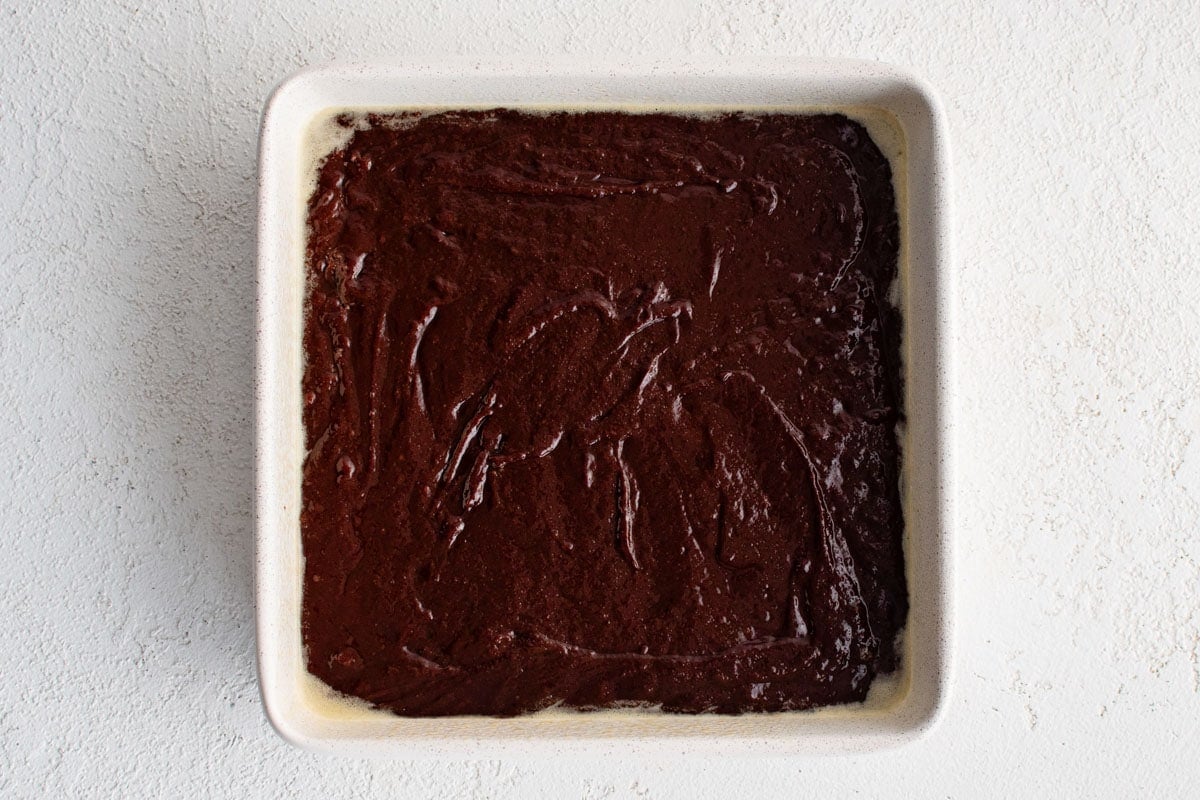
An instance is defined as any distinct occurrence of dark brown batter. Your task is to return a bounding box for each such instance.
[300,109,905,716]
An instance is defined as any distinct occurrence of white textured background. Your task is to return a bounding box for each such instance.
[2,0,1198,796]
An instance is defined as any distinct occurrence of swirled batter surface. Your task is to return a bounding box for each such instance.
[301,110,905,715]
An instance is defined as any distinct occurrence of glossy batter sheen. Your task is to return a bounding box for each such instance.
[300,110,905,716]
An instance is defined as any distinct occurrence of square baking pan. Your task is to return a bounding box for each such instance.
[256,59,953,756]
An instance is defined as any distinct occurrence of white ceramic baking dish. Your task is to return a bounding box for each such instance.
[256,58,954,756]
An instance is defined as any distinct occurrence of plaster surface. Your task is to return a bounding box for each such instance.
[1,1,1198,796]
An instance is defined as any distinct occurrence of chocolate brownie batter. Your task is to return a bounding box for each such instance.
[300,110,905,715]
